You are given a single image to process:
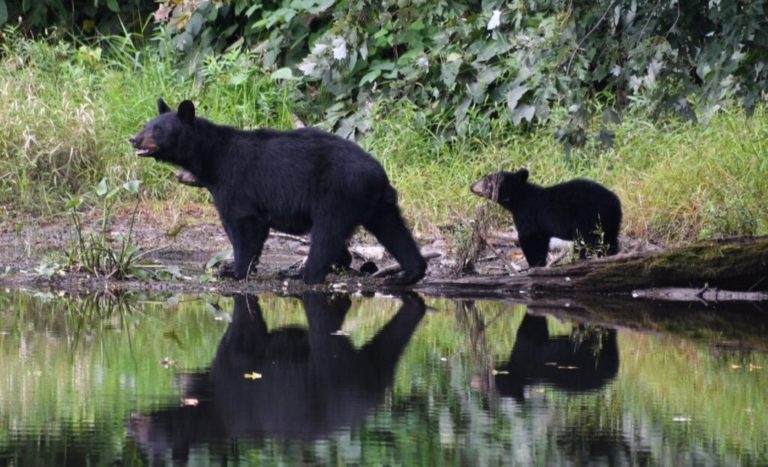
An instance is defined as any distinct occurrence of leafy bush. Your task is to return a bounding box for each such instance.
[1,0,153,37]
[150,0,768,143]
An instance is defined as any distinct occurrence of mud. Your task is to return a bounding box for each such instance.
[0,201,661,298]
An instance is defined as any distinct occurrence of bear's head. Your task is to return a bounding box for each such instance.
[470,169,529,203]
[129,98,196,166]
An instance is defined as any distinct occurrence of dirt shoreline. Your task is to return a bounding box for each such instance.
[3,205,767,353]
[0,201,675,300]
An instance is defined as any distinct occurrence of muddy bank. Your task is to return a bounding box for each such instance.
[1,204,766,302]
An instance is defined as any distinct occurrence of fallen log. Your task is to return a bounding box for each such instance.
[630,286,768,303]
[415,236,768,300]
[529,236,768,294]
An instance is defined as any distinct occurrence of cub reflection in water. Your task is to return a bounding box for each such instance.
[129,292,425,459]
[495,314,619,401]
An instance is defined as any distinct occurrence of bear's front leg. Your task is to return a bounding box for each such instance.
[219,217,270,280]
[519,234,550,268]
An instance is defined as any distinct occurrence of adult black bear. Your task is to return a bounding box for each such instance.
[471,169,621,267]
[130,99,426,285]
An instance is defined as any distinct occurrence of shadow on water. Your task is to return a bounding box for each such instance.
[128,292,426,462]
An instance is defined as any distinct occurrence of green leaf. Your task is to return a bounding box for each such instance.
[506,85,529,112]
[0,0,8,25]
[359,69,381,86]
[105,187,121,201]
[187,12,204,36]
[440,61,461,88]
[270,67,297,80]
[95,178,108,197]
[511,104,535,125]
[245,3,262,17]
[123,180,141,193]
[106,0,120,13]
[65,197,83,210]
[206,249,233,269]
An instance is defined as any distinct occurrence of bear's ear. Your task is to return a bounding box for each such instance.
[157,98,172,114]
[177,100,196,124]
[518,168,529,183]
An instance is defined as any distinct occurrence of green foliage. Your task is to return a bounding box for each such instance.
[1,28,766,243]
[65,177,149,279]
[0,25,296,212]
[572,221,610,260]
[152,0,768,141]
[1,0,154,36]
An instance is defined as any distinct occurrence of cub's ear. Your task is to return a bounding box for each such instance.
[518,168,529,183]
[177,100,196,124]
[157,98,172,114]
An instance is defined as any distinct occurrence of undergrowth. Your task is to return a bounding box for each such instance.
[0,28,766,245]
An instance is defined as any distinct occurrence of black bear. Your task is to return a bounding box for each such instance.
[130,99,426,285]
[128,292,425,455]
[470,169,621,267]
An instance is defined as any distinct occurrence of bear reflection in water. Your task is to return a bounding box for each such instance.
[494,314,619,401]
[129,292,425,459]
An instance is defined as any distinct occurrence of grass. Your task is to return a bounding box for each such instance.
[0,27,766,245]
[367,100,768,242]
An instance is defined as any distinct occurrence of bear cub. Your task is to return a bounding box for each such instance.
[130,99,426,285]
[471,169,622,267]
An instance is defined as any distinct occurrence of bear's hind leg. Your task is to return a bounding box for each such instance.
[332,248,353,270]
[363,202,426,285]
[303,221,357,284]
[603,220,621,256]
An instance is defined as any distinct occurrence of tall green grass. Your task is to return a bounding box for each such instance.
[367,101,768,243]
[0,27,297,212]
[0,27,766,243]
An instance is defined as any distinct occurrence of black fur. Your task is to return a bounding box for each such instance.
[130,99,426,284]
[471,169,622,267]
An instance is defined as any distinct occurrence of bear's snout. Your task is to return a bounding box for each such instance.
[470,179,488,197]
[130,131,159,157]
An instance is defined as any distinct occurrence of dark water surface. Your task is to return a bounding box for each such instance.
[0,290,766,466]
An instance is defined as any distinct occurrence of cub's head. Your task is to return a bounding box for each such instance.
[469,169,529,203]
[129,99,196,166]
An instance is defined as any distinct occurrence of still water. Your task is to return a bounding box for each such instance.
[0,290,766,466]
